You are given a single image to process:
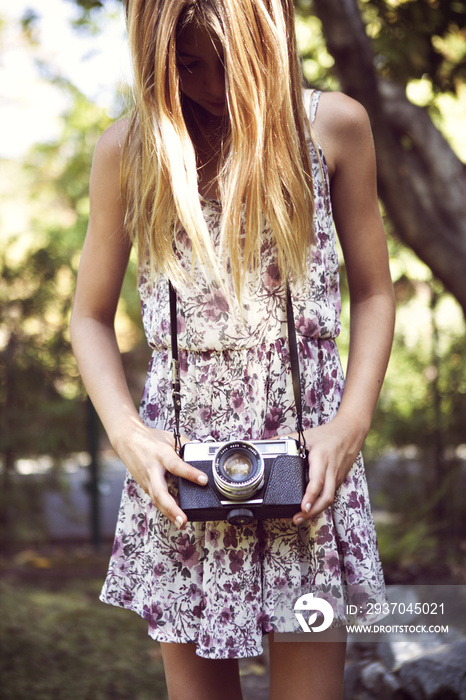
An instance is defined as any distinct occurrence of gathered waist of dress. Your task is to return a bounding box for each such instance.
[152,330,338,356]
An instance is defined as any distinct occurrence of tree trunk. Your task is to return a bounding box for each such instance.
[312,0,466,318]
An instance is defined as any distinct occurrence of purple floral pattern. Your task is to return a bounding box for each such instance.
[100,91,386,659]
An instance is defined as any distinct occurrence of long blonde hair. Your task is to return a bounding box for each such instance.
[122,0,316,298]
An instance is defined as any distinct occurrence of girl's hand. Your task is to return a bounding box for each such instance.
[285,417,365,525]
[114,421,208,530]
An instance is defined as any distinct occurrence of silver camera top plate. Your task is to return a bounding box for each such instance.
[182,437,300,462]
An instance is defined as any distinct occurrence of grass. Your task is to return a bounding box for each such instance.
[0,547,168,700]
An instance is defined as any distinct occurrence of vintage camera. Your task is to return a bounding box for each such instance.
[178,437,308,525]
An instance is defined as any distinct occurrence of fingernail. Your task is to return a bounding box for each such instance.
[304,502,311,513]
[295,516,304,525]
[197,474,208,485]
[175,515,184,530]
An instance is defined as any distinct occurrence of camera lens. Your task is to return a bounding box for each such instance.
[213,441,264,500]
[223,453,253,480]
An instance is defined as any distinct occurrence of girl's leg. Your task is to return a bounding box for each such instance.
[268,633,347,700]
[160,642,244,700]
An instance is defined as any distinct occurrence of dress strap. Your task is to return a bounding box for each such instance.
[309,90,321,124]
[302,88,321,126]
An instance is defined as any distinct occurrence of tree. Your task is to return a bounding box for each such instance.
[305,0,466,318]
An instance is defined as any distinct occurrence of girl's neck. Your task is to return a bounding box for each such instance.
[191,115,225,201]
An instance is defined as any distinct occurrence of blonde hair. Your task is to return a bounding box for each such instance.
[122,0,316,298]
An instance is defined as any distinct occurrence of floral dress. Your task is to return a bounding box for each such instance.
[100,90,386,659]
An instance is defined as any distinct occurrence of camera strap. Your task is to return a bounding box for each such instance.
[168,281,306,455]
[286,286,306,453]
[169,280,182,454]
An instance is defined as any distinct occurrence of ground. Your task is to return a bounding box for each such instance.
[0,543,271,700]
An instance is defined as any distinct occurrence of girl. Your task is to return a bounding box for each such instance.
[70,1,395,698]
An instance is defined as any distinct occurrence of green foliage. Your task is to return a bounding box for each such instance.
[1,233,85,462]
[0,83,114,467]
[295,0,466,150]
[370,451,465,571]
[0,13,144,470]
[360,0,466,95]
[294,11,339,90]
[334,227,466,462]
[72,0,107,10]
[366,235,466,457]
[376,519,439,567]
[295,0,466,96]
[0,576,168,700]
[24,78,112,217]
[66,0,109,33]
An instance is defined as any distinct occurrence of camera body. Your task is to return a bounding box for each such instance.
[179,436,308,525]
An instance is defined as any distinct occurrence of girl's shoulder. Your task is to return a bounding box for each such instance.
[89,120,131,205]
[93,119,130,167]
[306,91,372,178]
[314,91,370,131]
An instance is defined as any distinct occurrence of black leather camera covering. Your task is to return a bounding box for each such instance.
[178,454,308,521]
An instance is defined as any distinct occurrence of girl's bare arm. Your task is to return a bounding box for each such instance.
[70,123,207,530]
[292,92,396,523]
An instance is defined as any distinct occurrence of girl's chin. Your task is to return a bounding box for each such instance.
[202,102,226,117]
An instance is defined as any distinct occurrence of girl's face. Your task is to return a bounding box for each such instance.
[176,23,226,117]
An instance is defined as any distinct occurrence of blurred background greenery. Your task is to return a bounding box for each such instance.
[1,1,465,695]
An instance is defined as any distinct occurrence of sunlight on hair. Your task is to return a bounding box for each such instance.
[122,0,319,302]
